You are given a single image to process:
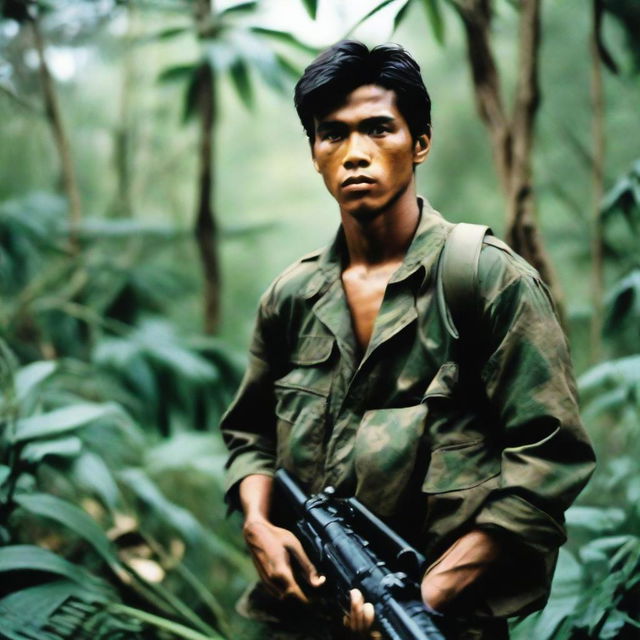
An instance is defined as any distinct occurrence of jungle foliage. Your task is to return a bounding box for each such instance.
[0,0,639,638]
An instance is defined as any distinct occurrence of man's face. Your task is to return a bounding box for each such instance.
[311,84,430,219]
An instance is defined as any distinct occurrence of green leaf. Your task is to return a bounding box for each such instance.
[578,355,640,395]
[108,604,223,640]
[13,403,121,443]
[72,451,121,512]
[0,580,107,634]
[219,1,258,17]
[531,549,583,638]
[421,0,445,44]
[182,65,204,122]
[158,63,198,84]
[119,468,251,575]
[14,493,122,570]
[300,0,318,19]
[249,26,319,55]
[22,436,83,464]
[274,53,303,80]
[203,39,239,74]
[0,545,110,592]
[0,464,10,487]
[347,0,407,36]
[565,506,626,533]
[14,361,57,404]
[229,59,253,109]
[220,29,286,94]
[579,535,635,566]
[604,270,640,334]
[393,0,412,30]
[143,26,190,42]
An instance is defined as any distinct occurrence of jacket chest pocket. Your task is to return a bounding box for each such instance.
[421,361,500,493]
[274,335,334,484]
[354,403,428,517]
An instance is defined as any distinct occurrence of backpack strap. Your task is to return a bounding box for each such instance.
[437,223,492,340]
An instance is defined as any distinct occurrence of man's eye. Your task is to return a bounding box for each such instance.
[322,131,343,142]
[369,125,389,136]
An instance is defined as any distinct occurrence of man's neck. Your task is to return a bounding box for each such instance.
[340,185,421,269]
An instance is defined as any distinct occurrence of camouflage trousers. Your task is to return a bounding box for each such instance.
[236,582,510,640]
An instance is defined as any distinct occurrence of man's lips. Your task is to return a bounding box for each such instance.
[341,175,376,190]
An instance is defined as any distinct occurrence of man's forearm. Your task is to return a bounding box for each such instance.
[421,528,501,611]
[239,473,274,523]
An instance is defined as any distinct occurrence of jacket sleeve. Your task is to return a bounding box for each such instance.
[220,289,284,512]
[473,243,596,556]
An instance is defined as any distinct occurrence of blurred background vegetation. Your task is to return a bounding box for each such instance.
[0,0,639,638]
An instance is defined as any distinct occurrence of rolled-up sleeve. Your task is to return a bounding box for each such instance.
[473,245,596,555]
[220,291,283,511]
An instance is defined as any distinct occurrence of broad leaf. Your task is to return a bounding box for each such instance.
[219,1,258,17]
[139,26,191,44]
[421,0,445,44]
[72,451,121,512]
[565,506,626,533]
[347,0,408,36]
[0,579,107,634]
[300,0,318,19]
[158,63,199,84]
[119,468,251,575]
[22,436,82,464]
[531,549,583,638]
[229,58,253,109]
[578,355,640,395]
[604,269,640,334]
[13,402,121,443]
[393,0,412,30]
[249,26,318,55]
[14,493,122,570]
[0,545,109,592]
[108,603,222,640]
[14,361,57,404]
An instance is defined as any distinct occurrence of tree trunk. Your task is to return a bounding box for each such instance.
[30,14,82,248]
[193,0,220,334]
[589,0,605,362]
[454,0,565,323]
[194,60,220,335]
[113,2,136,218]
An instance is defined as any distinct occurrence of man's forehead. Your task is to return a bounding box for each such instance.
[314,84,399,124]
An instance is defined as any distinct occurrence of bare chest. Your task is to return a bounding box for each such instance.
[341,262,401,353]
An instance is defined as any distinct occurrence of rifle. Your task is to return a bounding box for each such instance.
[274,469,446,640]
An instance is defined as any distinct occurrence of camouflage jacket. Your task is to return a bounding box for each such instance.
[220,201,595,618]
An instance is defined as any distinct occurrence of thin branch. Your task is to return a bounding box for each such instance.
[0,84,41,113]
[453,0,512,194]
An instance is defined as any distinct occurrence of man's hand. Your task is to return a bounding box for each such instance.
[342,589,382,639]
[243,517,325,602]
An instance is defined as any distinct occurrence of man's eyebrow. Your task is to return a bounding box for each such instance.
[316,120,347,133]
[360,116,395,126]
[316,115,395,133]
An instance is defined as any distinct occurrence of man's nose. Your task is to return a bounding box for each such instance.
[343,133,371,169]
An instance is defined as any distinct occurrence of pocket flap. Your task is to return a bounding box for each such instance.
[422,439,500,494]
[290,335,334,365]
[423,362,458,400]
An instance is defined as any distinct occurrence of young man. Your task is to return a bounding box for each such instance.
[220,41,595,639]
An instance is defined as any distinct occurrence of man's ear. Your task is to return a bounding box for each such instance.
[413,134,431,165]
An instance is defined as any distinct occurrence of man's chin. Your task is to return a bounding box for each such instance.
[341,197,384,222]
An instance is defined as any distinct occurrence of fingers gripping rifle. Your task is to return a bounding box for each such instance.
[274,469,446,640]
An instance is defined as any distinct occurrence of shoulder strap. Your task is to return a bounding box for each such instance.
[437,223,492,340]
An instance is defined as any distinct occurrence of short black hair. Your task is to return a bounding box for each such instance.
[294,40,431,143]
